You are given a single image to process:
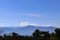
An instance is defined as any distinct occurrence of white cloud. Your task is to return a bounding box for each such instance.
[27,13,42,17]
[19,22,56,27]
[19,22,37,27]
[19,22,29,27]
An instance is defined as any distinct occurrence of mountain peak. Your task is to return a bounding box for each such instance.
[25,25,36,27]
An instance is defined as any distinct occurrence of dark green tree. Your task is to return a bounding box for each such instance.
[33,29,41,40]
[11,32,19,40]
[55,28,60,40]
[33,29,50,40]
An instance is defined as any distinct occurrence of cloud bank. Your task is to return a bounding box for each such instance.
[19,22,37,27]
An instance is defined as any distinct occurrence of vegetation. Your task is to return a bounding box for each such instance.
[0,28,60,40]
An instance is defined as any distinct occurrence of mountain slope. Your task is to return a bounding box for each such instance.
[0,25,56,36]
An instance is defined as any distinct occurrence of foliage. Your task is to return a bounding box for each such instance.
[0,28,60,40]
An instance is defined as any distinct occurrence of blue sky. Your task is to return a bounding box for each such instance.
[0,0,60,27]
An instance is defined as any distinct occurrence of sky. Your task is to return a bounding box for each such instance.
[0,0,60,27]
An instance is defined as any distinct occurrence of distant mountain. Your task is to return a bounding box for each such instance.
[0,25,56,36]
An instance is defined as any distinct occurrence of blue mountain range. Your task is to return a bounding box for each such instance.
[0,25,56,36]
